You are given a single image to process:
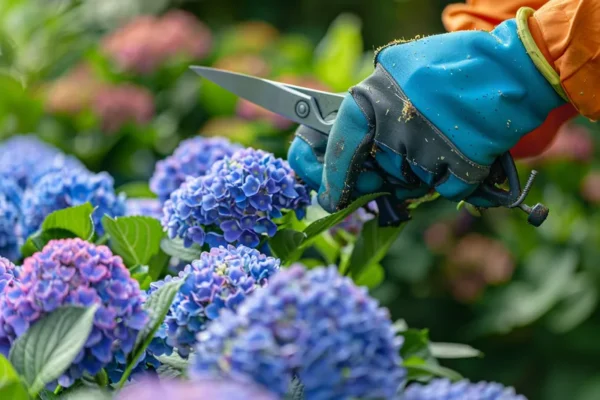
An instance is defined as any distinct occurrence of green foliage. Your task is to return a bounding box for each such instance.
[9,306,98,397]
[119,278,184,386]
[0,355,28,400]
[116,182,156,198]
[101,215,164,268]
[399,327,463,383]
[21,203,95,258]
[160,237,203,262]
[269,193,385,265]
[344,218,404,282]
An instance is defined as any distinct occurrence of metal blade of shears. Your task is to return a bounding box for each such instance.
[190,66,345,134]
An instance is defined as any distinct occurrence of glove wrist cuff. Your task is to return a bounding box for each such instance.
[516,7,569,102]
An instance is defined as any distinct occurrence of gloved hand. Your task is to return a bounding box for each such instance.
[288,13,571,214]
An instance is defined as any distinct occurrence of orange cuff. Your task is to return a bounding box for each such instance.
[528,0,600,121]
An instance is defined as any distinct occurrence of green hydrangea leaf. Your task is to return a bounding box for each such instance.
[303,193,385,240]
[429,343,483,359]
[345,217,405,282]
[116,182,156,198]
[0,354,28,400]
[268,229,307,262]
[102,215,164,268]
[120,278,184,387]
[21,203,95,258]
[160,237,202,262]
[9,305,98,398]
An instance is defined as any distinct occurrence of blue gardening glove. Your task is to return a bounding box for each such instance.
[288,18,568,213]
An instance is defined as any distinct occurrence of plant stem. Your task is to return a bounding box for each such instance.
[95,234,109,245]
[53,385,63,395]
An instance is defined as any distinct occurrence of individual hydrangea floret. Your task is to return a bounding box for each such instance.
[192,265,404,398]
[0,134,84,189]
[115,376,278,400]
[0,239,148,387]
[0,177,24,261]
[0,257,17,297]
[402,378,527,400]
[21,169,126,237]
[125,198,163,220]
[164,245,280,357]
[150,136,241,203]
[330,200,378,237]
[162,148,311,249]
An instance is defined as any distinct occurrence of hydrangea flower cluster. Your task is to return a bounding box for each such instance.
[0,177,24,260]
[92,84,155,133]
[125,198,163,220]
[402,378,527,400]
[22,169,126,237]
[330,200,378,237]
[164,245,280,357]
[0,239,148,387]
[150,136,241,203]
[115,377,278,400]
[101,10,212,75]
[0,134,84,189]
[163,148,311,248]
[192,265,405,399]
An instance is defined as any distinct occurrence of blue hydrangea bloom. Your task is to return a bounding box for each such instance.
[192,265,405,399]
[402,378,527,400]
[164,245,280,358]
[21,169,126,237]
[0,134,84,189]
[0,238,148,387]
[125,198,163,220]
[0,177,24,261]
[150,137,241,203]
[162,148,311,249]
[115,376,279,400]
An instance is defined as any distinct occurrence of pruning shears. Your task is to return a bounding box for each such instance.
[190,66,549,227]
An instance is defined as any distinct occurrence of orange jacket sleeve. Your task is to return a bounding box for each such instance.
[442,0,599,158]
[528,0,600,121]
[442,0,549,31]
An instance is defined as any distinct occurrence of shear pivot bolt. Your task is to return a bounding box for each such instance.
[296,101,310,118]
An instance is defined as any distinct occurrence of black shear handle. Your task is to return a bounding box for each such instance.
[466,152,549,227]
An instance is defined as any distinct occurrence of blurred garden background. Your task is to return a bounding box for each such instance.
[0,0,599,398]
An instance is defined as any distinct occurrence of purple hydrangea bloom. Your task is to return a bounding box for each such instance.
[0,257,17,293]
[115,376,278,400]
[125,198,163,220]
[150,137,242,203]
[0,134,84,190]
[330,201,378,237]
[164,245,280,357]
[402,378,527,400]
[0,238,148,387]
[192,265,404,399]
[162,148,311,249]
[0,177,24,261]
[0,257,18,355]
[21,169,126,237]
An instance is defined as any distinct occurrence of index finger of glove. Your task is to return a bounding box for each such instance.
[287,125,328,191]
